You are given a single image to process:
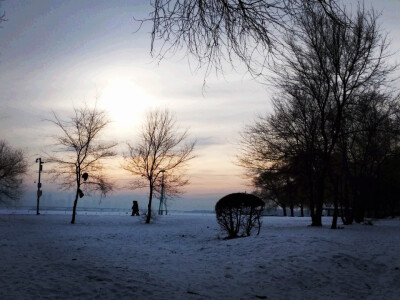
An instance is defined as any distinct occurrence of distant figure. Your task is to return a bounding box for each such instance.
[131,201,139,216]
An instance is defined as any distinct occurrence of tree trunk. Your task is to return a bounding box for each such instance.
[331,178,339,229]
[354,186,364,223]
[71,168,81,224]
[309,192,315,221]
[341,178,353,225]
[146,183,154,224]
[290,201,294,217]
[71,187,79,224]
[282,205,287,216]
[357,184,367,222]
[314,199,323,226]
[341,160,352,225]
[300,203,304,217]
[391,197,396,218]
[312,174,324,227]
[308,167,316,224]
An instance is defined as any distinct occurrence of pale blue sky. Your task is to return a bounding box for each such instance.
[0,0,399,211]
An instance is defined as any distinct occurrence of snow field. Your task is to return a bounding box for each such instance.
[0,214,399,299]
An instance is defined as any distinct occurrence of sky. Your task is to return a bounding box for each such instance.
[0,0,399,211]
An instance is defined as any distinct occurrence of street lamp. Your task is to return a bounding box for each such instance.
[35,158,44,215]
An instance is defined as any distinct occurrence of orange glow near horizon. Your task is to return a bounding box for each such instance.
[102,152,249,197]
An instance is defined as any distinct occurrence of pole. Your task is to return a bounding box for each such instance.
[36,158,44,215]
[163,172,167,215]
[158,170,165,215]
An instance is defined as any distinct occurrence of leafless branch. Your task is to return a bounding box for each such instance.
[46,104,117,223]
[122,108,196,223]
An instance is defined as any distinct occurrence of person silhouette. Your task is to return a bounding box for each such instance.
[131,201,139,216]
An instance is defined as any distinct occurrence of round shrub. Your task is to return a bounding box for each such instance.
[215,193,265,239]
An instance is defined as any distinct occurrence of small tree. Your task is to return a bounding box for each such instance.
[0,140,27,203]
[123,109,196,224]
[47,104,117,224]
[215,193,264,239]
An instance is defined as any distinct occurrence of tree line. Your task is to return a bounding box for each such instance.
[237,4,400,228]
[147,1,400,228]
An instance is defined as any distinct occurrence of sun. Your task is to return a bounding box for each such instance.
[99,76,153,127]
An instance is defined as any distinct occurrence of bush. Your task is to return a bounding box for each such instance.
[215,193,265,239]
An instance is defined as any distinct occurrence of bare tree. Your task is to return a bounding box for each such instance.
[339,91,400,224]
[122,109,196,223]
[239,3,398,227]
[271,3,396,227]
[0,140,27,203]
[237,104,310,218]
[46,104,117,224]
[145,0,338,79]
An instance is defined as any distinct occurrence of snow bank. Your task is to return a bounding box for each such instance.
[0,214,399,299]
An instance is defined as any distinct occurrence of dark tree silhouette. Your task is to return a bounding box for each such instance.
[338,91,400,224]
[46,104,117,224]
[275,3,397,227]
[215,193,264,239]
[147,0,338,79]
[122,109,196,224]
[253,167,290,217]
[0,140,27,203]
[253,160,305,217]
[239,3,399,227]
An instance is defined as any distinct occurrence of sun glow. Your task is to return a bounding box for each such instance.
[99,76,155,129]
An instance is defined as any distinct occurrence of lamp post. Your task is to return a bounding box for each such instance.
[158,170,166,215]
[35,158,44,215]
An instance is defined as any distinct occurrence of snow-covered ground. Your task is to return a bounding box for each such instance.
[0,213,399,299]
